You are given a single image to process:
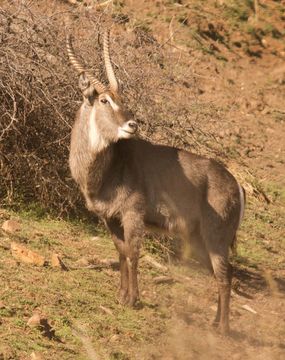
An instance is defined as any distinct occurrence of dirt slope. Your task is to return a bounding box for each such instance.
[0,1,284,359]
[0,209,284,360]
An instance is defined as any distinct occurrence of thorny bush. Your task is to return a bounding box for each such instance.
[0,2,223,216]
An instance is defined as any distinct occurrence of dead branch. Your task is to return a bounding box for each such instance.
[0,1,230,218]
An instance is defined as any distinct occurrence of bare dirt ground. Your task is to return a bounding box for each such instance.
[0,1,284,359]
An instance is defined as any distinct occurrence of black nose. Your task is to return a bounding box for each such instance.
[127,121,138,131]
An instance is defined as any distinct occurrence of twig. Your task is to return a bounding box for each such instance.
[169,16,174,45]
[143,255,168,272]
[99,305,114,315]
[0,94,17,142]
[153,275,174,284]
[254,0,259,22]
[70,258,119,271]
[96,0,113,8]
[159,17,188,49]
[241,304,257,314]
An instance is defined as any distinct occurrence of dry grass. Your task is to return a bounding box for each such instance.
[0,0,228,215]
[0,207,284,359]
[0,1,284,359]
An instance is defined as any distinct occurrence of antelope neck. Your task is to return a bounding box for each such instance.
[85,141,117,200]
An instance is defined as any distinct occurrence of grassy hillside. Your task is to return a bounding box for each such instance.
[0,1,284,359]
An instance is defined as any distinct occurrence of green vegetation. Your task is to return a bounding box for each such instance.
[1,0,284,358]
[223,0,254,24]
[236,180,285,270]
[0,209,169,358]
[1,175,284,358]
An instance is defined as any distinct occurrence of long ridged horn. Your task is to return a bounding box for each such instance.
[66,34,107,94]
[103,30,119,94]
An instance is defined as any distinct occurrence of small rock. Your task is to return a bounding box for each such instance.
[218,130,225,138]
[27,312,55,340]
[11,242,45,266]
[27,312,42,327]
[51,253,61,267]
[2,219,21,233]
[30,352,44,360]
[51,253,68,270]
[109,334,119,342]
[261,38,268,47]
[91,236,102,241]
[0,301,5,308]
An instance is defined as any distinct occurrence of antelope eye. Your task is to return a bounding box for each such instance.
[100,98,109,104]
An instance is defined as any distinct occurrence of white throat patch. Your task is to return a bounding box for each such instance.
[117,127,134,139]
[88,106,108,152]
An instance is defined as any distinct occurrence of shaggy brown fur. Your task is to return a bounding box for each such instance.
[67,34,245,335]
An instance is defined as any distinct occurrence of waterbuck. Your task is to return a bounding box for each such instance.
[66,30,245,334]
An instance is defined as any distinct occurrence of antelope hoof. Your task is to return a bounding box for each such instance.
[118,289,129,305]
[120,291,139,308]
[126,295,138,307]
[212,319,219,328]
[217,323,230,336]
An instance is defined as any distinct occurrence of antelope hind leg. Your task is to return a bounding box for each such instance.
[209,252,233,335]
[118,253,129,304]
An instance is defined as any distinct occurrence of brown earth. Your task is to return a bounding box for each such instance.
[0,0,284,359]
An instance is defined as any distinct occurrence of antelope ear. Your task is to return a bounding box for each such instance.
[79,73,97,103]
[78,72,90,91]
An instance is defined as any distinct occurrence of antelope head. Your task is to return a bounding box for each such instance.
[66,30,138,151]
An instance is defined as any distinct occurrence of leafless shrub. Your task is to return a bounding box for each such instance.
[0,1,225,216]
[0,2,79,214]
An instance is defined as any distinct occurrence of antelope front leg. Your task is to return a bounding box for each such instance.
[123,213,143,307]
[118,253,129,304]
[105,218,129,304]
[106,215,142,307]
[126,254,139,306]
